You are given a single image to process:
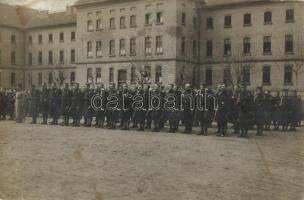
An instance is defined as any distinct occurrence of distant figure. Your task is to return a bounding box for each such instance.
[15,84,25,123]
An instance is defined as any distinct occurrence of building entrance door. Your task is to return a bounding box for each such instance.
[117,69,127,87]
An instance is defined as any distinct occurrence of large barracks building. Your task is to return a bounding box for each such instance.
[0,0,304,91]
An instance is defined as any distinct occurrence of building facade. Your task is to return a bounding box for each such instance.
[0,0,304,91]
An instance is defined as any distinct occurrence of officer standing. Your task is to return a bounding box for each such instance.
[216,85,229,137]
[150,84,163,132]
[254,86,266,136]
[94,83,106,128]
[49,82,61,125]
[182,83,195,134]
[61,83,72,126]
[238,84,252,137]
[30,85,40,124]
[70,83,82,127]
[40,83,49,124]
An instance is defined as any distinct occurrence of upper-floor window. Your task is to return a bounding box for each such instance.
[206,40,213,57]
[224,15,232,28]
[244,13,251,26]
[264,11,272,24]
[28,52,32,65]
[110,18,116,29]
[224,39,231,56]
[286,9,294,23]
[130,38,136,56]
[243,37,251,55]
[71,31,76,41]
[119,39,126,56]
[145,13,151,25]
[130,15,136,27]
[38,34,43,44]
[285,34,294,53]
[120,17,126,29]
[109,40,115,56]
[48,33,53,43]
[156,36,163,54]
[156,12,163,24]
[11,35,16,44]
[145,37,152,55]
[48,51,53,65]
[263,36,272,54]
[71,49,75,64]
[96,19,102,30]
[87,20,93,31]
[96,41,102,57]
[206,17,213,29]
[181,37,186,56]
[28,36,32,44]
[182,12,186,26]
[60,32,64,42]
[87,41,93,57]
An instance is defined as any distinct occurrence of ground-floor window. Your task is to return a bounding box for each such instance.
[11,72,15,87]
[241,66,250,85]
[48,72,53,85]
[130,67,136,84]
[38,72,42,86]
[70,72,75,84]
[205,68,212,86]
[87,68,93,83]
[263,65,271,85]
[223,68,231,85]
[155,66,162,83]
[284,65,293,85]
[109,68,114,83]
[96,68,101,83]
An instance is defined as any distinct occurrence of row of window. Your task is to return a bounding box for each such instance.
[28,31,76,44]
[28,49,75,66]
[87,12,164,31]
[206,9,295,29]
[205,34,294,57]
[204,65,294,86]
[87,36,163,57]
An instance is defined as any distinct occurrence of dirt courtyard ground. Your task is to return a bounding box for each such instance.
[0,120,304,200]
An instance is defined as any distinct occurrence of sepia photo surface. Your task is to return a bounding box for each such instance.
[0,0,304,199]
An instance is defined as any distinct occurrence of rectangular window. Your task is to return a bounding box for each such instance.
[120,17,126,28]
[224,39,231,56]
[223,68,232,85]
[96,68,102,83]
[38,51,42,65]
[130,15,136,27]
[71,31,75,41]
[109,67,114,83]
[243,37,251,55]
[60,32,64,42]
[193,40,197,58]
[11,72,15,87]
[48,51,53,65]
[182,12,186,25]
[193,17,197,29]
[206,17,213,29]
[96,19,102,30]
[110,18,116,29]
[284,65,293,85]
[244,13,251,26]
[155,66,162,83]
[0,50,1,64]
[70,72,75,84]
[11,51,16,65]
[48,72,53,85]
[286,9,294,23]
[145,37,152,55]
[28,52,32,65]
[38,72,42,86]
[145,66,151,78]
[39,34,43,44]
[206,68,212,85]
[48,34,53,43]
[60,50,64,64]
[131,66,136,84]
[263,36,272,54]
[285,34,293,53]
[156,12,163,24]
[156,36,163,54]
[71,49,75,64]
[11,35,16,44]
[87,20,93,31]
[264,11,272,24]
[109,40,115,56]
[206,40,213,57]
[130,38,136,56]
[262,65,271,85]
[242,66,250,85]
[87,41,93,57]
[224,15,232,28]
[181,37,186,56]
[96,41,102,57]
[28,36,32,44]
[87,68,93,82]
[120,39,126,56]
[145,13,151,25]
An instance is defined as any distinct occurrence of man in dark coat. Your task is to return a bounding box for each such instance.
[216,85,230,137]
[40,83,49,124]
[70,83,82,127]
[49,82,62,125]
[30,85,40,124]
[61,83,72,126]
[238,84,252,137]
[254,86,266,136]
[94,83,106,128]
[182,83,195,134]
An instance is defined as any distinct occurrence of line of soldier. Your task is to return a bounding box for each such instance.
[0,82,302,137]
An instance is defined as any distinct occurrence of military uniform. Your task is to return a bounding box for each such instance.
[254,88,266,136]
[30,87,40,124]
[61,85,72,126]
[40,86,49,124]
